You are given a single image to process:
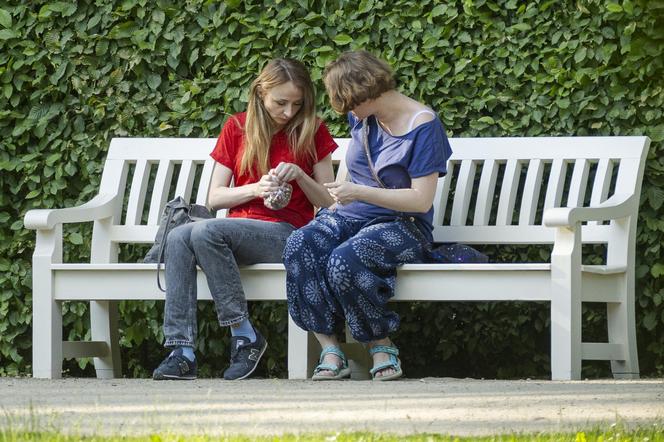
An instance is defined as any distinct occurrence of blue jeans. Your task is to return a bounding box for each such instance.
[162,217,295,348]
[283,208,429,343]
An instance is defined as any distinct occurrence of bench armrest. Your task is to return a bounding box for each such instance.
[24,194,119,230]
[543,193,637,227]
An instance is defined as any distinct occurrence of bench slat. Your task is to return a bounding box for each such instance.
[473,159,499,225]
[196,159,215,206]
[588,158,613,226]
[519,159,545,225]
[450,160,477,225]
[125,160,151,225]
[433,172,453,226]
[147,161,174,225]
[174,160,196,202]
[496,159,522,225]
[567,159,590,207]
[543,158,566,211]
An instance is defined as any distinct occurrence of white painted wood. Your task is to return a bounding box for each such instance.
[567,159,590,207]
[23,135,650,381]
[549,225,582,380]
[147,161,175,225]
[125,160,150,225]
[31,226,63,379]
[196,159,215,206]
[543,159,566,212]
[473,160,499,226]
[450,161,477,226]
[519,159,544,226]
[62,341,108,359]
[588,159,613,226]
[450,160,477,225]
[174,160,196,202]
[496,160,521,225]
[433,172,452,226]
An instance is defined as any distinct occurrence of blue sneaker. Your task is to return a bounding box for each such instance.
[223,329,268,380]
[153,348,197,380]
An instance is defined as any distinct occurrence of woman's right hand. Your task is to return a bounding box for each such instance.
[255,173,281,198]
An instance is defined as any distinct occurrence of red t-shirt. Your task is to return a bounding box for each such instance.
[210,112,338,228]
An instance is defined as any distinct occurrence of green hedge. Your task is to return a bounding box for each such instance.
[1,0,662,378]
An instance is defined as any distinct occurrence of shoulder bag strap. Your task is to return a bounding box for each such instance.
[362,118,386,189]
[156,206,176,292]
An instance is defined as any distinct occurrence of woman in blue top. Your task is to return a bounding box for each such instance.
[283,51,453,381]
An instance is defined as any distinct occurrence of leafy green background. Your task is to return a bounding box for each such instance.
[1,0,662,378]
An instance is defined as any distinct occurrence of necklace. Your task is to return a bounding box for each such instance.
[376,117,394,135]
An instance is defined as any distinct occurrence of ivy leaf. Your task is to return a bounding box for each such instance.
[642,312,657,330]
[147,74,161,90]
[0,29,17,40]
[574,47,587,63]
[25,190,40,199]
[647,187,664,210]
[333,34,353,45]
[606,3,623,13]
[651,263,664,278]
[431,5,447,17]
[0,9,11,28]
[69,232,83,245]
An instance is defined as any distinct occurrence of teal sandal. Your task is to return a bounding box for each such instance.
[312,346,351,381]
[369,344,403,381]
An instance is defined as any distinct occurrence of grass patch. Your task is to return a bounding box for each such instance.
[1,424,663,442]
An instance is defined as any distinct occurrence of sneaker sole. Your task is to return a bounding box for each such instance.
[230,340,268,381]
[153,373,197,381]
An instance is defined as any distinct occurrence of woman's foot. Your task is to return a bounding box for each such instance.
[315,352,344,378]
[311,337,351,381]
[368,339,403,381]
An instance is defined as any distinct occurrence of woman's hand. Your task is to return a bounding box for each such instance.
[324,181,361,205]
[270,162,303,183]
[256,173,281,198]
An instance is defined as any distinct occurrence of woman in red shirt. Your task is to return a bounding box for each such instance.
[153,59,337,381]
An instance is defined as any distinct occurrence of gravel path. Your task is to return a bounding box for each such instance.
[1,377,662,436]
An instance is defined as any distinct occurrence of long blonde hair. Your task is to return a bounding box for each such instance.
[241,58,318,177]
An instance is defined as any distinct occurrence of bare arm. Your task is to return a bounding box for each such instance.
[206,163,281,210]
[325,172,439,213]
[270,154,336,208]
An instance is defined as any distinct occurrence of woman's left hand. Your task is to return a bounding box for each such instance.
[324,181,361,205]
[270,162,303,183]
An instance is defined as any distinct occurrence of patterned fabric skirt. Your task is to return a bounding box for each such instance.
[283,208,429,342]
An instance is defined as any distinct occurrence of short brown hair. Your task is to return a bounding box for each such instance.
[323,51,396,114]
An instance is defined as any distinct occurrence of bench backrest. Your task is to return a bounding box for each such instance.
[92,136,648,263]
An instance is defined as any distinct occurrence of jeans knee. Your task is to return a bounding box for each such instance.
[189,220,223,249]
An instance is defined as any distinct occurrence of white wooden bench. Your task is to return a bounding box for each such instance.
[25,136,650,380]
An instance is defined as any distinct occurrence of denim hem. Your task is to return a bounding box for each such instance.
[164,339,194,348]
[219,312,249,327]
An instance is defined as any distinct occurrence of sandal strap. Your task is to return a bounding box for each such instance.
[314,363,343,375]
[368,345,399,357]
[369,355,401,376]
[318,346,347,364]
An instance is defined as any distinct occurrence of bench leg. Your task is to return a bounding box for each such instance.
[550,226,582,380]
[607,280,640,379]
[287,316,317,379]
[90,300,122,378]
[32,228,63,379]
[32,296,63,379]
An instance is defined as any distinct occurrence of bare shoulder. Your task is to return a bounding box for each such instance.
[409,103,436,130]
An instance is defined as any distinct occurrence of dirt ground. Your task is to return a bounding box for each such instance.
[1,377,662,437]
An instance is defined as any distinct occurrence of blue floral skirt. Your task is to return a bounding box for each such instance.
[283,208,429,342]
